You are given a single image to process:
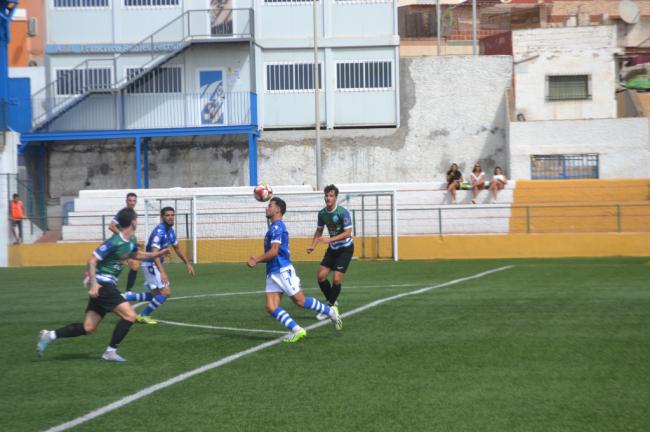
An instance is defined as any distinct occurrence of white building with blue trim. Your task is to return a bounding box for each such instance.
[20,0,399,187]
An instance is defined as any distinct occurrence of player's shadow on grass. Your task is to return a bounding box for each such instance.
[35,352,102,362]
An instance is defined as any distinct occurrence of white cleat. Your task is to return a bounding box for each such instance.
[102,350,127,362]
[36,330,52,357]
[330,306,343,331]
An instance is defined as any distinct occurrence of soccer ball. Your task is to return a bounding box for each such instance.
[253,183,273,202]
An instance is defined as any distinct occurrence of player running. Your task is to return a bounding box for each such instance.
[307,184,354,320]
[36,207,170,362]
[108,192,140,292]
[123,206,195,324]
[247,197,342,343]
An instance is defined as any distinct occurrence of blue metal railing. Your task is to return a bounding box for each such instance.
[33,91,256,132]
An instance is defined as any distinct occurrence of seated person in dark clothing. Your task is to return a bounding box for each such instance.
[446,163,464,204]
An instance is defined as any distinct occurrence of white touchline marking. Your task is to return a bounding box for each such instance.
[167,283,424,302]
[156,319,287,335]
[44,265,513,432]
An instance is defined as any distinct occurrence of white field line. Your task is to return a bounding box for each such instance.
[145,283,422,335]
[44,265,513,432]
[168,282,425,302]
[156,319,287,335]
[168,284,422,300]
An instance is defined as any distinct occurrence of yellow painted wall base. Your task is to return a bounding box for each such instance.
[399,233,650,260]
[8,234,650,267]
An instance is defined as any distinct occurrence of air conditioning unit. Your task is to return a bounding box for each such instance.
[28,17,37,37]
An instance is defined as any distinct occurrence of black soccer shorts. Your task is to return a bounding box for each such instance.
[320,244,354,273]
[86,283,127,317]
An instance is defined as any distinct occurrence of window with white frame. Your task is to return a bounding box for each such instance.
[124,0,179,6]
[266,63,322,92]
[56,68,112,95]
[546,75,591,101]
[125,67,182,94]
[54,0,109,7]
[337,61,392,90]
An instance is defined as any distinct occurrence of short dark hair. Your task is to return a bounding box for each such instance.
[12,193,19,199]
[324,184,339,196]
[270,197,286,215]
[160,206,175,217]
[126,192,137,200]
[116,207,137,229]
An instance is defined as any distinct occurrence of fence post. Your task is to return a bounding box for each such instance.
[361,195,366,259]
[375,195,380,258]
[185,213,190,239]
[102,215,106,241]
[616,204,621,232]
[526,206,531,234]
[438,208,442,235]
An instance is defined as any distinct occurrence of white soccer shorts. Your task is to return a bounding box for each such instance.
[265,265,301,297]
[141,264,169,290]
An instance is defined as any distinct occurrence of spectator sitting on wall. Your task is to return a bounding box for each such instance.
[469,162,485,204]
[489,167,508,202]
[446,163,464,204]
[10,193,26,245]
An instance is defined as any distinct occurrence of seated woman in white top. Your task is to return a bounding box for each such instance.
[469,162,485,204]
[489,166,508,202]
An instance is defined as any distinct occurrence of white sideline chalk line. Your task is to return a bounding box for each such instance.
[168,282,424,302]
[156,319,287,335]
[44,265,513,432]
[132,282,426,335]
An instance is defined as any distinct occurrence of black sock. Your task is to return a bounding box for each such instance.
[126,269,138,291]
[331,284,342,305]
[55,323,86,339]
[109,319,134,349]
[318,279,333,305]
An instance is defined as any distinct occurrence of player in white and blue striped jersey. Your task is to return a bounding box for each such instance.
[247,197,342,343]
[123,206,195,324]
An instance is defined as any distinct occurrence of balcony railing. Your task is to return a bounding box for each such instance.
[31,8,254,130]
[33,91,256,132]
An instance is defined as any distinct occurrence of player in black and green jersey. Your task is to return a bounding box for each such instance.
[307,184,354,321]
[107,192,139,292]
[36,207,170,362]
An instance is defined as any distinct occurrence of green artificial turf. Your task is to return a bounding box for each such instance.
[1,258,649,431]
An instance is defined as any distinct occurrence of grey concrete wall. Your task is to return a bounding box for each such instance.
[258,56,513,185]
[44,56,513,197]
[47,135,249,198]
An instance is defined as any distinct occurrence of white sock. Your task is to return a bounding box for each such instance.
[292,325,303,334]
[105,346,117,353]
[48,331,57,341]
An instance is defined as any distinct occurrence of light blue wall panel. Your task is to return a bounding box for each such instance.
[47,9,113,44]
[258,4,322,39]
[263,93,325,128]
[330,2,394,37]
[334,91,395,126]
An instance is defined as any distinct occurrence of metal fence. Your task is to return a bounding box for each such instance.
[34,91,255,132]
[531,154,599,180]
[47,203,650,248]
